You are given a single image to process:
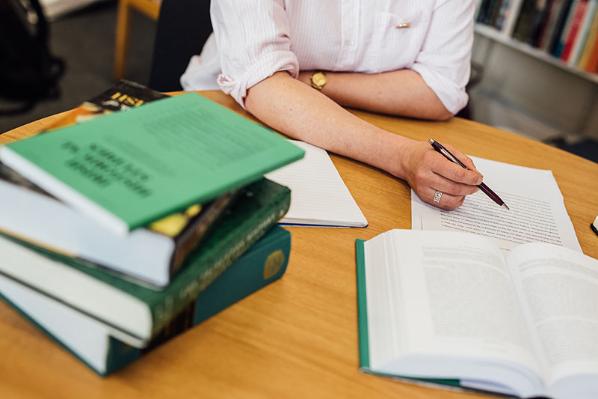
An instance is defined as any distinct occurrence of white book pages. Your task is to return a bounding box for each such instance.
[266,140,367,228]
[411,156,581,252]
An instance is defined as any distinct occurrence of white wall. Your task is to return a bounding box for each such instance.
[470,34,598,141]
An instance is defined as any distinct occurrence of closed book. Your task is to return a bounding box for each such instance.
[0,226,291,376]
[0,82,238,288]
[502,0,525,35]
[539,0,569,50]
[0,93,304,235]
[578,10,598,67]
[43,79,169,132]
[561,0,589,60]
[0,178,290,347]
[513,0,540,42]
[549,0,575,54]
[553,0,579,56]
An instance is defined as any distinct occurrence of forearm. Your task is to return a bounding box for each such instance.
[245,72,409,178]
[298,69,453,121]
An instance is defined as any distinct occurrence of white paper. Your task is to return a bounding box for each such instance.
[266,140,367,227]
[411,157,581,252]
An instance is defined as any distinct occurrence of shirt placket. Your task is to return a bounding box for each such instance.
[335,0,360,70]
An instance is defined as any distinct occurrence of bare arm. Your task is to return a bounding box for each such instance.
[298,70,453,121]
[246,72,481,210]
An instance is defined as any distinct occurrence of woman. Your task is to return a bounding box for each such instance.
[181,1,483,210]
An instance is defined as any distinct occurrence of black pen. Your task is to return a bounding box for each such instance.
[429,139,510,210]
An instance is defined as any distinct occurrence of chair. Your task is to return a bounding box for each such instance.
[114,0,162,80]
[148,0,212,92]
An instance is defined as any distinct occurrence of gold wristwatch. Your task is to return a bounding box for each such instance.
[310,71,327,91]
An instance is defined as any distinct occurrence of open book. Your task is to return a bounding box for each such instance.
[356,230,598,399]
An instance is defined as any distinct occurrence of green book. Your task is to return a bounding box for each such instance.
[0,93,304,234]
[355,239,462,392]
[356,231,598,398]
[0,179,290,347]
[0,227,290,376]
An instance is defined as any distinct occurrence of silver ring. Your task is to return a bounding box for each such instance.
[433,190,443,204]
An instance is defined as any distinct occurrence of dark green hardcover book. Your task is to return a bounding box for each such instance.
[0,227,290,375]
[0,179,290,346]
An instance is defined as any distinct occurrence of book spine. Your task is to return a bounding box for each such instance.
[554,0,580,56]
[150,185,291,336]
[561,0,589,60]
[503,0,525,36]
[550,0,575,55]
[579,12,598,68]
[104,227,291,374]
[539,0,565,50]
[569,0,598,64]
[169,190,239,274]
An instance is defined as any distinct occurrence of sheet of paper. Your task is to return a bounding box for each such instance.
[411,157,581,252]
[266,140,367,227]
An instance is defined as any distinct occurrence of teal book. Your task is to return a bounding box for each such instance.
[356,231,598,398]
[0,179,290,347]
[0,227,290,376]
[355,239,463,393]
[0,93,304,234]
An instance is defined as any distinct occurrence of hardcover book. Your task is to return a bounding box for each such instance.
[0,93,304,234]
[0,178,291,347]
[0,81,237,287]
[0,226,291,376]
[357,230,598,399]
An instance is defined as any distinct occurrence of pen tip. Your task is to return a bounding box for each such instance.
[429,139,435,145]
[502,204,510,211]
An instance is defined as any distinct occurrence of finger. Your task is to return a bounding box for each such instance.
[419,186,465,211]
[442,143,480,172]
[428,171,479,196]
[430,151,483,186]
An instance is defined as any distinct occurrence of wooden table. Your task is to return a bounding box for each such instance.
[1,91,596,398]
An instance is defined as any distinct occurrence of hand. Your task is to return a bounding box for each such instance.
[397,139,483,210]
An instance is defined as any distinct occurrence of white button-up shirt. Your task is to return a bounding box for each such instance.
[181,0,474,114]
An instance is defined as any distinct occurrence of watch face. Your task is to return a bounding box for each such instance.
[312,72,327,88]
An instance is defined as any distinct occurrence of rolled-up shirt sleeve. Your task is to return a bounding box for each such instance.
[210,0,299,107]
[409,0,474,115]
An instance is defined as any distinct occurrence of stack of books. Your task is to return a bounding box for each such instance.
[476,0,598,72]
[0,81,304,375]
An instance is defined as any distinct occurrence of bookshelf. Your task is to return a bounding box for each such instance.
[474,0,598,85]
[475,24,598,84]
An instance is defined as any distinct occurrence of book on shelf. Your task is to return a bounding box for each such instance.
[578,8,598,67]
[356,229,598,399]
[569,0,598,63]
[0,81,238,288]
[0,226,291,376]
[0,178,290,348]
[477,0,598,73]
[0,93,304,235]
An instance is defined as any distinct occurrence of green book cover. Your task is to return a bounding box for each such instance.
[354,239,462,390]
[3,179,290,341]
[0,93,304,234]
[0,227,291,376]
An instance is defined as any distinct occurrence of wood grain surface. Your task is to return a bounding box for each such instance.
[0,91,596,399]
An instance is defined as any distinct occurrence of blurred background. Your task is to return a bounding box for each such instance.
[0,0,596,161]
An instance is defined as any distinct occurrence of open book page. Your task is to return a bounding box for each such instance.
[363,230,544,397]
[265,140,367,227]
[411,157,581,252]
[508,243,598,398]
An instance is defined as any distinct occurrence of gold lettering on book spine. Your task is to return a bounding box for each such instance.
[263,250,285,280]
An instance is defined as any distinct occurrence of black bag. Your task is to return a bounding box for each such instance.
[0,0,65,115]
